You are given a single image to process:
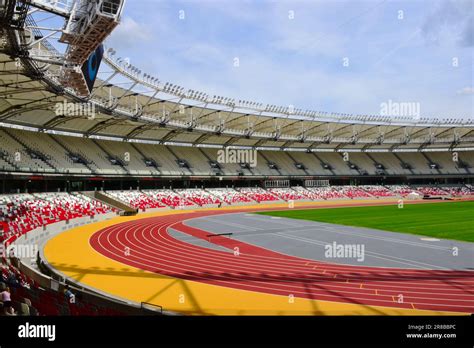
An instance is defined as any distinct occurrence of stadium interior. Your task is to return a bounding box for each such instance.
[0,0,473,323]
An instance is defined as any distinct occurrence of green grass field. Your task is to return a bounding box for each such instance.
[257,201,474,242]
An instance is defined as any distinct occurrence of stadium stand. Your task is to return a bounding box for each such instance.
[359,185,397,197]
[439,185,474,196]
[268,187,308,201]
[0,262,130,316]
[237,187,280,202]
[385,185,415,197]
[0,193,115,243]
[143,189,195,207]
[0,0,472,322]
[305,187,346,199]
[204,188,252,205]
[290,186,321,199]
[104,191,165,211]
[331,186,372,199]
[414,186,450,196]
[174,188,221,206]
[0,128,473,177]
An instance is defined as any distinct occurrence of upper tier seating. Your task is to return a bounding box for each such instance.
[1,127,473,177]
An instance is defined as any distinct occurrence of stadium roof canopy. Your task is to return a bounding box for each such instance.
[0,0,473,153]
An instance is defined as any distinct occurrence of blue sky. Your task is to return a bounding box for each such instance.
[106,0,473,119]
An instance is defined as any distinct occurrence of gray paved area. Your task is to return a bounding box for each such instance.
[173,212,474,270]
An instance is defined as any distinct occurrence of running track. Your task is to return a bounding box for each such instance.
[90,206,474,314]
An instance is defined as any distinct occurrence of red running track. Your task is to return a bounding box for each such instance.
[90,209,474,313]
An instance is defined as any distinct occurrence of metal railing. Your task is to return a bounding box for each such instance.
[141,302,163,315]
[100,0,123,17]
[29,0,75,16]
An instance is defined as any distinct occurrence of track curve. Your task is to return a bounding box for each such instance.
[90,209,474,313]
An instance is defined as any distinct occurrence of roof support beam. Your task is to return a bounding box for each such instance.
[160,129,179,143]
[85,119,123,135]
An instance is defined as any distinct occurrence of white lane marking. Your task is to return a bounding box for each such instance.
[197,217,262,231]
[242,215,460,251]
[168,230,233,252]
[420,238,441,242]
[276,232,449,270]
[285,226,453,251]
[107,229,462,308]
[242,214,311,226]
[96,220,474,307]
[195,215,457,252]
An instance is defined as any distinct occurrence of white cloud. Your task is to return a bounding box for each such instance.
[457,87,474,95]
[421,0,473,47]
[107,17,152,50]
[108,1,473,119]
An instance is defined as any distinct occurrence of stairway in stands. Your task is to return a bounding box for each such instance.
[86,191,137,215]
[286,152,311,176]
[49,135,95,173]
